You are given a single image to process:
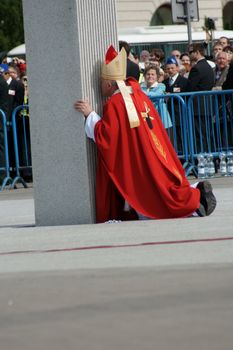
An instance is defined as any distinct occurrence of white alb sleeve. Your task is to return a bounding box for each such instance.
[84,111,101,142]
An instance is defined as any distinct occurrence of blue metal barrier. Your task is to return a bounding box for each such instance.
[186,90,233,175]
[151,89,233,177]
[150,93,189,167]
[12,105,31,188]
[3,91,233,191]
[0,109,13,191]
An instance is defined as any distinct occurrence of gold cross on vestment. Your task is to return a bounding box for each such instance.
[141,102,154,120]
[141,102,154,129]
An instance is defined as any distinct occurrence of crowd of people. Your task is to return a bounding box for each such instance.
[117,38,233,154]
[0,56,29,183]
[121,36,233,96]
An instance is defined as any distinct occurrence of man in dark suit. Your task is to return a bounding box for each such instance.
[0,69,9,182]
[222,63,233,90]
[188,43,215,92]
[214,51,229,88]
[187,43,215,152]
[4,65,24,121]
[164,56,189,93]
[0,72,8,113]
[222,63,233,146]
[0,64,25,177]
[163,56,188,93]
[163,56,189,153]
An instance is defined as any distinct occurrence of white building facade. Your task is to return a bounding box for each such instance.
[116,0,233,31]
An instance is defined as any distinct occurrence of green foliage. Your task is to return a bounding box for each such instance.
[0,0,24,52]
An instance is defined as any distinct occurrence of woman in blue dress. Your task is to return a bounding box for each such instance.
[140,64,172,129]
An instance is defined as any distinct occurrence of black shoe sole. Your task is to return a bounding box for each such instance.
[196,203,206,217]
[197,181,217,216]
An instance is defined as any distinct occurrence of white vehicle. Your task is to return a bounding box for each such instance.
[118,25,233,56]
[7,43,26,58]
[7,25,233,58]
[118,25,233,45]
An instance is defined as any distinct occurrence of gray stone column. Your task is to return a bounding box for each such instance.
[22,0,118,225]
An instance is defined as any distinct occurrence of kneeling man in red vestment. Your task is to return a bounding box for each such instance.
[74,46,216,223]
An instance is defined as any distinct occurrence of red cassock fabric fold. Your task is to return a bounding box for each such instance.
[94,78,200,223]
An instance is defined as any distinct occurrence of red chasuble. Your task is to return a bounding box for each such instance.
[94,78,200,223]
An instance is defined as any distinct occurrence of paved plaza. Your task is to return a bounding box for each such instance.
[0,177,233,349]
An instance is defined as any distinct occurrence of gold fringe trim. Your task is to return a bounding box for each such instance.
[150,130,167,162]
[150,130,182,181]
[117,80,140,128]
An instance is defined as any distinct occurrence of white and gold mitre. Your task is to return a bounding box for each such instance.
[101,45,140,128]
[101,45,127,80]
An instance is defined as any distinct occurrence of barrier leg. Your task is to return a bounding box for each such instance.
[0,113,14,191]
[11,109,28,189]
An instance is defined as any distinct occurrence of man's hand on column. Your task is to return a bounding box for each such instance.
[74,100,93,117]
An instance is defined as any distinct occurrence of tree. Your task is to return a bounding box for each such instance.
[0,0,24,52]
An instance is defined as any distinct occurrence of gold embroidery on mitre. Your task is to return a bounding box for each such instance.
[101,47,127,81]
[150,130,167,162]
